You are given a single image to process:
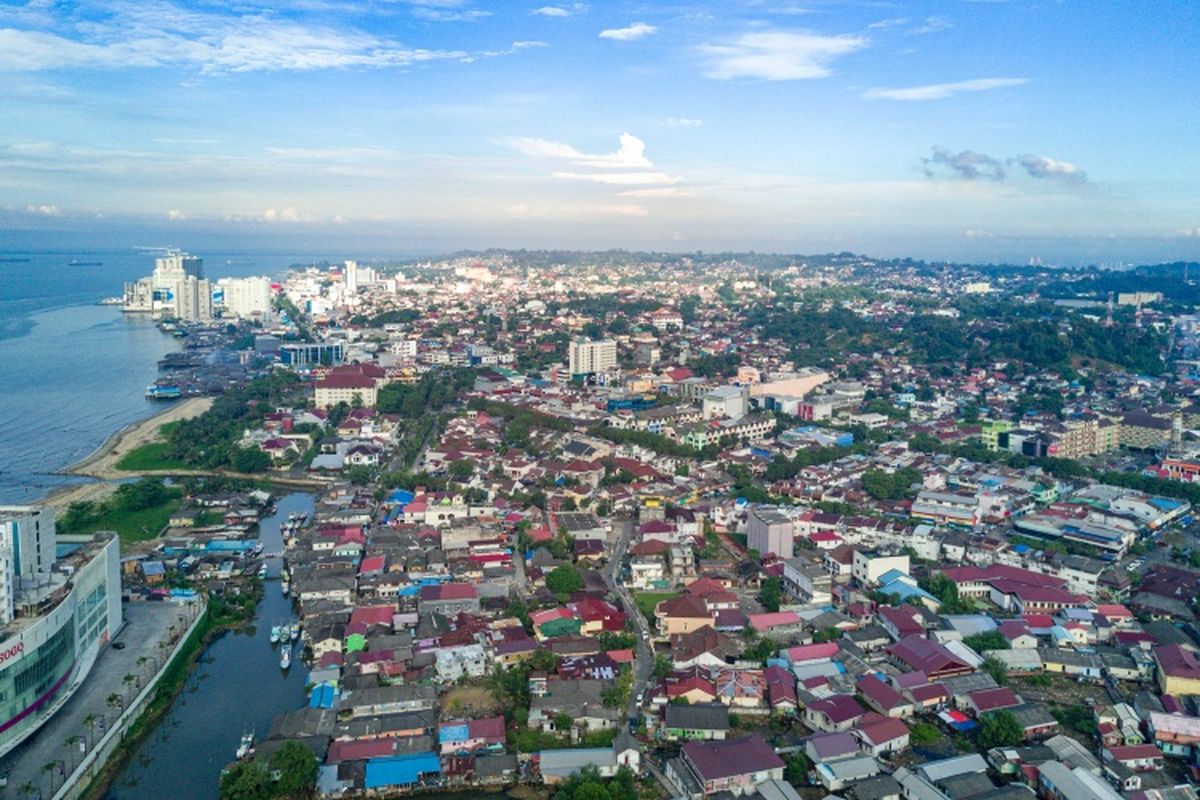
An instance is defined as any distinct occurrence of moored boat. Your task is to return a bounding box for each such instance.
[236,732,254,760]
[269,625,281,644]
[280,646,291,670]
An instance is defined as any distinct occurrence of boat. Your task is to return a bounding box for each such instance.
[269,625,281,644]
[69,260,103,266]
[281,580,290,597]
[236,732,254,760]
[280,646,291,670]
[146,384,183,400]
[257,564,268,580]
[290,623,300,642]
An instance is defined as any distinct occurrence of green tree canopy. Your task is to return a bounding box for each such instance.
[978,710,1024,749]
[546,564,584,600]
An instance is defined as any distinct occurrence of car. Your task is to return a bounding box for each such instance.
[629,717,638,734]
[641,630,649,640]
[112,641,126,650]
[635,691,644,705]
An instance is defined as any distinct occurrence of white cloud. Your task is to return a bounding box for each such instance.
[532,4,586,17]
[619,187,695,197]
[25,203,60,216]
[481,40,547,57]
[263,206,303,222]
[166,209,187,220]
[504,132,653,169]
[599,22,657,41]
[863,77,1027,101]
[911,15,953,34]
[552,170,678,185]
[1015,154,1087,183]
[0,7,471,73]
[868,17,910,29]
[700,30,868,81]
[659,117,703,128]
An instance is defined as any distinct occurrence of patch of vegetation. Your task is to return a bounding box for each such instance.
[634,591,679,620]
[59,479,183,544]
[977,710,1024,749]
[115,441,192,472]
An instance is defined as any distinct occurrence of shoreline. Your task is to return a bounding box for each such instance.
[63,396,214,480]
[42,396,214,513]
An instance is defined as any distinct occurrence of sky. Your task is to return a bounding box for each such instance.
[1,0,1198,265]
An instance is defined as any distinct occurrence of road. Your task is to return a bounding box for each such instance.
[0,602,193,799]
[603,517,654,732]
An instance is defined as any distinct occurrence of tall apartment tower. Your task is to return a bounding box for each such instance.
[568,338,617,377]
[0,506,58,624]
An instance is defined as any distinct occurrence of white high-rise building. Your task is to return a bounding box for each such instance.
[345,260,359,294]
[568,338,617,377]
[0,506,57,625]
[217,276,274,319]
[123,251,211,320]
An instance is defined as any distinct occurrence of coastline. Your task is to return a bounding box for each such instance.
[42,396,213,512]
[63,396,214,480]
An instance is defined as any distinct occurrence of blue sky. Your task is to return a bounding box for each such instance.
[1,0,1198,264]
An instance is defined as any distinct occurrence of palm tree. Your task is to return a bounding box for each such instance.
[19,780,36,799]
[122,672,137,701]
[64,734,83,770]
[83,713,99,748]
[137,655,150,678]
[41,761,57,794]
[107,692,123,717]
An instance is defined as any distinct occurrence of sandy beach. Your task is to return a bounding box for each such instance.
[63,396,214,481]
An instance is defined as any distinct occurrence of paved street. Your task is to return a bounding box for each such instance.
[0,602,193,799]
[603,518,654,728]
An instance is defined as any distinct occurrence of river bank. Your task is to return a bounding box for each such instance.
[102,493,312,800]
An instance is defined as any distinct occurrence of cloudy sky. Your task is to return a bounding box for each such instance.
[2,0,1198,263]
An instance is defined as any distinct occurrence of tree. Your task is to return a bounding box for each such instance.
[219,758,272,800]
[449,459,474,480]
[546,564,584,600]
[785,751,811,786]
[113,477,170,511]
[964,631,1010,653]
[529,647,558,673]
[977,710,1024,749]
[745,638,776,665]
[760,576,782,612]
[653,654,672,679]
[231,446,271,474]
[554,712,575,732]
[269,740,318,796]
[910,722,940,745]
[981,656,1009,686]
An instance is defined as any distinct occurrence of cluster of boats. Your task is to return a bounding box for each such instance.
[282,511,307,536]
[270,622,299,669]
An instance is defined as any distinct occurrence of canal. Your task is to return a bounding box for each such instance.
[105,492,313,799]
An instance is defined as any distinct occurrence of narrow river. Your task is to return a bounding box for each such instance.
[105,492,313,799]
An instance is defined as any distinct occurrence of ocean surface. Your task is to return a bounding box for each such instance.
[0,250,327,504]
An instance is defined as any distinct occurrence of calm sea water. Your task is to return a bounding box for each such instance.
[0,251,325,504]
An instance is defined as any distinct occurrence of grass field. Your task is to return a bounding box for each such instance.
[633,591,680,620]
[71,489,183,544]
[115,441,191,472]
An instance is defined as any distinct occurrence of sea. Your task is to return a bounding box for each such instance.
[0,250,330,504]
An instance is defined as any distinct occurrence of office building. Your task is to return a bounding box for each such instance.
[217,276,274,319]
[747,508,794,560]
[0,507,122,758]
[568,339,617,378]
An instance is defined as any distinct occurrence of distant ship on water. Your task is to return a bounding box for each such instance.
[69,259,104,266]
